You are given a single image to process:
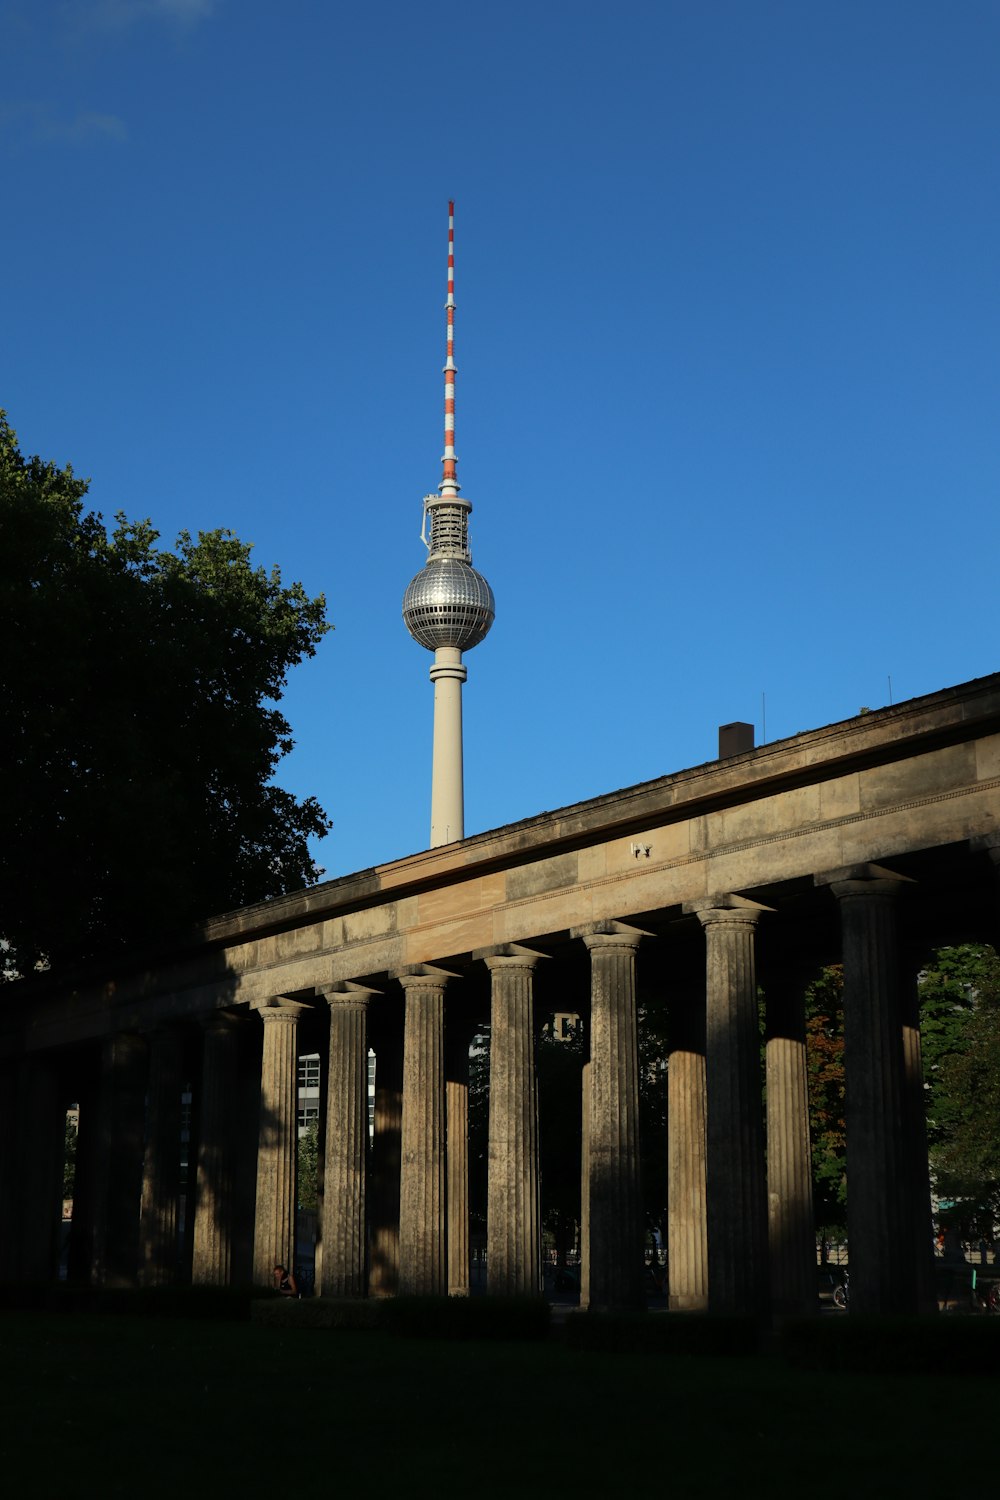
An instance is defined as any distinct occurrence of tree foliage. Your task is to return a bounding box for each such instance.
[804,965,846,1232]
[0,412,331,971]
[638,996,669,1244]
[297,1120,319,1213]
[795,945,1000,1241]
[63,1112,77,1200]
[468,1027,490,1239]
[919,944,1000,1235]
[918,945,992,1148]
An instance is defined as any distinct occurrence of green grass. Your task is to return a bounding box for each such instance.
[1,1310,995,1496]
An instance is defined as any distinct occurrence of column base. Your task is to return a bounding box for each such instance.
[669,1293,709,1312]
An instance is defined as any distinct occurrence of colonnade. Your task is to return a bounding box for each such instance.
[0,862,950,1316]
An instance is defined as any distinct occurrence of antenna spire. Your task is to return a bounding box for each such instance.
[442,200,458,496]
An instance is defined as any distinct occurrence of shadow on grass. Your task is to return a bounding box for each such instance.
[3,1306,1000,1496]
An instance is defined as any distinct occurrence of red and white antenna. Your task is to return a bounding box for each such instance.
[420,201,472,558]
[441,199,458,496]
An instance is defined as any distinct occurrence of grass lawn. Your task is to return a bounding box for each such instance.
[0,1310,994,1496]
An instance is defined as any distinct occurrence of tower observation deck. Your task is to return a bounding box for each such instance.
[402,202,495,846]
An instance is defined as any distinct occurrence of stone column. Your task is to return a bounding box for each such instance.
[667,994,708,1311]
[446,1015,478,1297]
[320,983,376,1298]
[818,865,913,1315]
[91,1032,148,1288]
[252,999,309,1288]
[687,897,770,1318]
[369,1013,403,1298]
[573,923,646,1311]
[230,1022,263,1287]
[765,977,816,1316]
[397,968,452,1296]
[479,946,546,1297]
[139,1027,184,1287]
[191,1011,242,1285]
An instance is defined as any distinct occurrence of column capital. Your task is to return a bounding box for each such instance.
[317,981,380,1011]
[141,1022,181,1043]
[972,832,1000,870]
[571,920,652,951]
[253,996,313,1022]
[394,964,460,992]
[102,1029,147,1056]
[684,894,773,927]
[814,862,914,898]
[199,1007,244,1036]
[474,942,548,971]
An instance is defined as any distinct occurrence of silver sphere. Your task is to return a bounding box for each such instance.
[402,558,495,652]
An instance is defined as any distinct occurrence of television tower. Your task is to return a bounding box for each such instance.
[402,202,495,847]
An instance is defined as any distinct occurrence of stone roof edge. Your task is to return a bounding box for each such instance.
[201,669,1000,938]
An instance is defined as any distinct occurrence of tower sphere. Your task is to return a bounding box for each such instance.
[402,557,495,652]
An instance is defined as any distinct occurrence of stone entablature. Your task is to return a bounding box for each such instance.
[9,673,1000,1051]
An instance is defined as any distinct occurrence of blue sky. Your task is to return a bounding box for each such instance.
[4,0,999,883]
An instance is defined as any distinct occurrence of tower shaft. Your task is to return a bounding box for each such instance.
[429,648,467,847]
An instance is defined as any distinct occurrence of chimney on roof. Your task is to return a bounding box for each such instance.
[719,722,755,759]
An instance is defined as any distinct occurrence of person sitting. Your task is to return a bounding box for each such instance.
[272,1263,298,1297]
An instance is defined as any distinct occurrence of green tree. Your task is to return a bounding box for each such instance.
[638,995,669,1248]
[63,1112,77,1200]
[297,1120,319,1213]
[918,945,994,1148]
[804,965,846,1235]
[467,1028,490,1240]
[0,412,331,971]
[919,944,1000,1235]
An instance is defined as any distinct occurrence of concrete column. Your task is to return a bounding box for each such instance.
[429,646,466,847]
[667,996,708,1311]
[574,923,646,1311]
[819,865,913,1315]
[191,1011,242,1285]
[765,978,816,1316]
[370,1016,403,1297]
[252,1000,308,1288]
[139,1028,183,1287]
[397,968,452,1295]
[307,1032,329,1296]
[688,897,770,1318]
[91,1032,148,1288]
[446,1016,477,1297]
[480,947,546,1297]
[320,983,376,1298]
[231,1022,263,1287]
